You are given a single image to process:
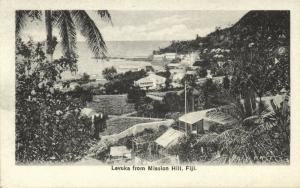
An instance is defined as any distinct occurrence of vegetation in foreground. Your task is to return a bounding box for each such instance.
[16,9,112,163]
[15,39,97,163]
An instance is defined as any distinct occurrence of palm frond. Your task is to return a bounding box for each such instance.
[16,10,42,36]
[96,10,112,24]
[71,10,107,58]
[53,11,77,57]
[196,133,219,146]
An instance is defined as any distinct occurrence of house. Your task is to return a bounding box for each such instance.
[196,69,226,85]
[186,70,197,75]
[109,146,132,162]
[167,63,184,70]
[146,92,167,101]
[171,72,185,88]
[178,108,236,135]
[117,65,144,73]
[164,53,177,60]
[180,52,200,66]
[152,65,165,72]
[153,53,177,62]
[80,107,99,117]
[134,72,166,90]
[53,82,80,92]
[169,68,185,76]
[155,128,185,155]
[153,54,165,61]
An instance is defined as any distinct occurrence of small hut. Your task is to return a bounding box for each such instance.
[155,128,185,155]
[178,107,237,135]
[109,146,132,163]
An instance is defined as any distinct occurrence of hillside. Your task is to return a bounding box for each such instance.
[156,10,289,54]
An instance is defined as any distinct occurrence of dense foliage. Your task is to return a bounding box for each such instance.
[16,39,96,163]
[102,66,117,81]
[168,98,290,164]
[103,69,147,94]
[155,11,290,164]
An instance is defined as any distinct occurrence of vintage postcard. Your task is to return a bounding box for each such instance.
[1,0,300,187]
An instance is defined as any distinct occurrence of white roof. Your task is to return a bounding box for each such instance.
[172,72,185,80]
[179,107,237,125]
[155,128,185,148]
[80,108,98,117]
[146,94,164,101]
[186,70,196,75]
[110,146,131,157]
[135,74,166,84]
[178,109,211,124]
[164,53,176,55]
[167,63,182,67]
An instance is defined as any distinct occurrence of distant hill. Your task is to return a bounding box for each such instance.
[156,10,289,54]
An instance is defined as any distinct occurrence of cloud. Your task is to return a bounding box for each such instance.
[20,11,246,42]
[99,15,215,41]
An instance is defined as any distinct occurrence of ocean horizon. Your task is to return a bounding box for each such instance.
[54,40,171,79]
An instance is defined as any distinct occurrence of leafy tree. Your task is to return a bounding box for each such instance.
[200,79,227,109]
[156,66,172,90]
[127,86,146,103]
[66,85,93,105]
[163,92,183,112]
[181,74,197,87]
[104,70,147,94]
[209,98,289,164]
[168,135,213,162]
[223,75,230,90]
[16,39,95,163]
[196,68,208,78]
[102,66,117,81]
[82,72,90,82]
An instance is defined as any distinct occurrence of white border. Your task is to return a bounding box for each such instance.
[1,0,300,187]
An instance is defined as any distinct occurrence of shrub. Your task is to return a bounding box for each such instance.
[15,39,95,163]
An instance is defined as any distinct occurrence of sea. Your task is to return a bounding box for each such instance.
[54,41,171,80]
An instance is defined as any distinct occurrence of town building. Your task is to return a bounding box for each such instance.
[196,70,226,85]
[178,107,236,135]
[134,72,166,90]
[53,82,80,92]
[171,72,185,88]
[152,53,177,61]
[180,52,200,66]
[164,53,177,60]
[109,146,132,163]
[167,63,184,70]
[152,54,165,61]
[155,128,185,155]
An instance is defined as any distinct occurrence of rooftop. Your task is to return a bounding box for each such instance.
[110,146,131,157]
[155,128,185,148]
[178,109,212,124]
[179,107,237,125]
[135,74,166,83]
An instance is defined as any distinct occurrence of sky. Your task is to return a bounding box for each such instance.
[21,10,248,41]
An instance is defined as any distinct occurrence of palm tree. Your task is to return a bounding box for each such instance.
[195,97,290,164]
[16,10,111,62]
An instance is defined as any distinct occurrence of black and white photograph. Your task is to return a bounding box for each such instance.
[14,9,290,165]
[1,0,300,187]
[0,0,300,188]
